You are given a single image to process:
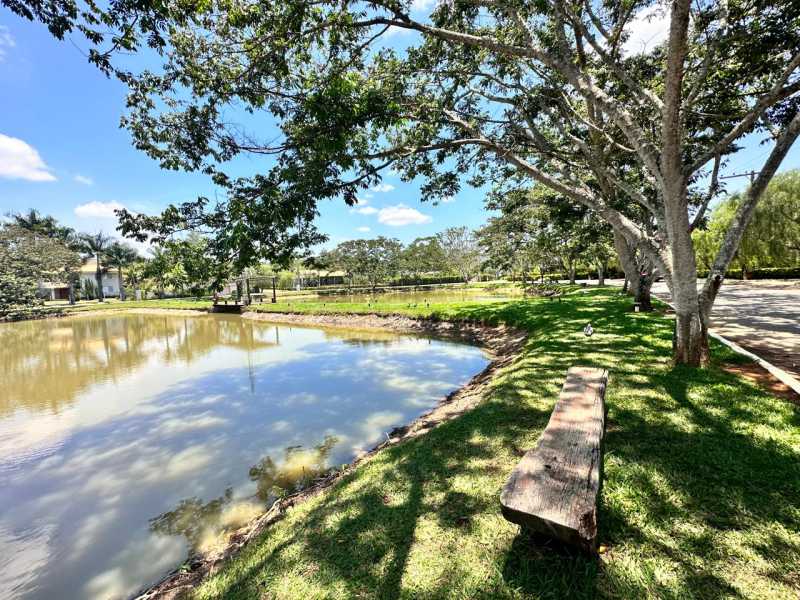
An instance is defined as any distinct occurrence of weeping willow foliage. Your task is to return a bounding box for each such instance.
[694,170,800,276]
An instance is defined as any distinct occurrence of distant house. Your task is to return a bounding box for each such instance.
[38,257,121,301]
[79,257,121,297]
[38,281,71,301]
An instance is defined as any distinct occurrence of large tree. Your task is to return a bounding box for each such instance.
[8,0,800,364]
[0,224,81,317]
[331,237,403,291]
[400,236,447,279]
[437,227,483,283]
[11,209,83,303]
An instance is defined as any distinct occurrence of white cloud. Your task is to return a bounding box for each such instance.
[74,174,94,186]
[356,226,371,233]
[0,133,57,181]
[377,204,432,227]
[352,206,378,215]
[622,6,669,56]
[74,201,126,219]
[371,183,395,193]
[412,0,438,11]
[441,196,456,203]
[0,26,14,62]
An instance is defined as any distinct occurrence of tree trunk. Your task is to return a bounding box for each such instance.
[667,206,707,366]
[68,281,75,305]
[622,277,629,293]
[95,254,105,302]
[596,263,605,286]
[635,275,653,311]
[568,264,576,285]
[613,230,639,295]
[673,305,709,366]
[119,266,126,301]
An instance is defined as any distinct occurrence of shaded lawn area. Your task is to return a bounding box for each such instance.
[188,289,800,599]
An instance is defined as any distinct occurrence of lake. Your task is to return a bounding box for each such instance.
[0,312,488,600]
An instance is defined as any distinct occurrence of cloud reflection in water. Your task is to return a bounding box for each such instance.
[0,314,488,600]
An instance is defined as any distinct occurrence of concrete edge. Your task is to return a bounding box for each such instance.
[652,293,800,396]
[707,331,800,396]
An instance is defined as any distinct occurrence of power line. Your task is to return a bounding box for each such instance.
[720,170,759,185]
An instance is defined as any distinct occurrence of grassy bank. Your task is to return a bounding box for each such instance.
[48,297,214,316]
[170,289,800,599]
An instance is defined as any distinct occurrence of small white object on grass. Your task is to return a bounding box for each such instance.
[583,323,594,337]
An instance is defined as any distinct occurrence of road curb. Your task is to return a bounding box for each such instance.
[652,293,800,396]
[707,331,800,396]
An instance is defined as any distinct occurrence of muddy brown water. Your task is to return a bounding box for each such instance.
[0,313,488,600]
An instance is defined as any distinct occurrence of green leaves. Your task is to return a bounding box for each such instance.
[0,224,82,317]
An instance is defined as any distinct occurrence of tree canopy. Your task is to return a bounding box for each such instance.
[695,169,800,276]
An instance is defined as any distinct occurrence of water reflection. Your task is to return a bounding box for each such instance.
[150,436,339,555]
[0,314,488,600]
[0,315,277,417]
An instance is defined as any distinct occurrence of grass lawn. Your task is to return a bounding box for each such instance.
[52,297,214,314]
[173,288,800,599]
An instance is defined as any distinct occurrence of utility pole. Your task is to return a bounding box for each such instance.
[720,170,759,185]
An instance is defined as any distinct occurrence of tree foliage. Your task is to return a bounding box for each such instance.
[694,170,800,276]
[0,224,81,318]
[329,237,403,290]
[437,227,483,283]
[400,236,447,278]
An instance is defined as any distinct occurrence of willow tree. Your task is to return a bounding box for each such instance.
[8,0,800,364]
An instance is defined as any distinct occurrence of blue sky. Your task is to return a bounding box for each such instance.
[1,6,798,254]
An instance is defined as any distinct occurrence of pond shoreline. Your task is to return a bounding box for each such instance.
[133,311,527,600]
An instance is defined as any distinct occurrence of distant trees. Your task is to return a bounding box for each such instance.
[478,190,539,283]
[330,237,403,292]
[479,188,615,286]
[437,227,483,284]
[0,224,81,318]
[400,237,446,280]
[695,170,800,278]
[1,209,228,310]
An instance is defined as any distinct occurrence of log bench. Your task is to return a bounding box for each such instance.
[500,366,608,553]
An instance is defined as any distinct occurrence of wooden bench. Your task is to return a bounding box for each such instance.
[500,366,608,553]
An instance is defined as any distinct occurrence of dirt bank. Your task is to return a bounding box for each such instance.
[134,312,527,600]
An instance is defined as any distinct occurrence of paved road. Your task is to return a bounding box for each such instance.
[651,280,800,380]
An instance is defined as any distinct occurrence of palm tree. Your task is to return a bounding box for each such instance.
[11,209,56,233]
[105,242,140,300]
[80,232,112,302]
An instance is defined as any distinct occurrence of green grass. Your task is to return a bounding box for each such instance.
[54,297,214,315]
[167,288,800,600]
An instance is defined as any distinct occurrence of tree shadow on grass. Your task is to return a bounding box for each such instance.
[195,292,800,600]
